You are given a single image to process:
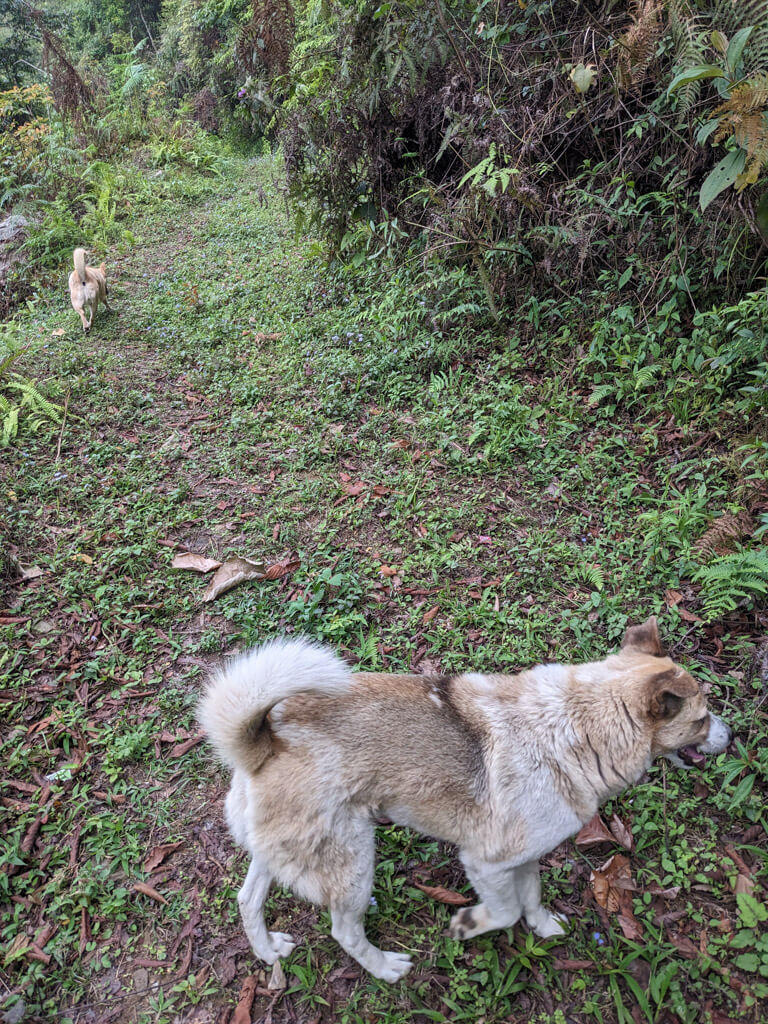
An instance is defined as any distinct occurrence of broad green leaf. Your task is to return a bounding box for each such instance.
[695,119,720,145]
[738,891,768,927]
[667,65,725,95]
[735,953,761,973]
[700,149,747,211]
[730,771,756,806]
[710,30,728,54]
[726,26,754,75]
[731,928,757,949]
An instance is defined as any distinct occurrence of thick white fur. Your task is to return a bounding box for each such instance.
[198,638,352,773]
[201,626,731,983]
[68,248,109,333]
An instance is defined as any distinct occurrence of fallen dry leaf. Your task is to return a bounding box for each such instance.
[591,853,644,939]
[171,552,222,574]
[170,734,204,757]
[553,958,594,971]
[734,874,756,895]
[616,909,643,940]
[144,841,184,874]
[19,565,44,581]
[231,976,258,1024]
[202,556,267,602]
[575,814,615,848]
[422,605,439,625]
[668,931,698,959]
[412,883,472,906]
[590,853,635,913]
[133,881,168,905]
[268,960,286,991]
[51,328,66,336]
[337,480,367,501]
[609,813,634,851]
[678,606,703,623]
[263,558,300,580]
[725,844,756,895]
[379,565,399,577]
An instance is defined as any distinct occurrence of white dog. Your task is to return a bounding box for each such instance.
[199,618,731,981]
[68,248,110,333]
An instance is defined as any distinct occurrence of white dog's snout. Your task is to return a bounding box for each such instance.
[697,713,732,755]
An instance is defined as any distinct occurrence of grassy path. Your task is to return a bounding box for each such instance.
[1,156,766,1024]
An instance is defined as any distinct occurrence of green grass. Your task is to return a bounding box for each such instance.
[1,153,767,1023]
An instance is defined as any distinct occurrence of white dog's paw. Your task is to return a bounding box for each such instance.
[268,931,296,958]
[532,911,568,940]
[251,931,296,964]
[372,950,412,983]
[448,904,492,940]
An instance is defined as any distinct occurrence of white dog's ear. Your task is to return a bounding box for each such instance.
[646,668,698,719]
[621,616,665,657]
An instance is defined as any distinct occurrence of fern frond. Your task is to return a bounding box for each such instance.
[667,0,708,111]
[5,378,63,422]
[618,0,665,90]
[693,547,768,620]
[694,510,754,555]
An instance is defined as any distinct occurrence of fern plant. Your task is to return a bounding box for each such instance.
[666,0,768,209]
[692,547,768,620]
[0,326,63,446]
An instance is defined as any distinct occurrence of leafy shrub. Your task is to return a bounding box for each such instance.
[264,0,767,312]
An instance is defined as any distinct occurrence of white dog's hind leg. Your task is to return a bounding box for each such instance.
[330,900,412,982]
[515,860,567,939]
[239,856,295,963]
[449,856,523,939]
[327,835,411,982]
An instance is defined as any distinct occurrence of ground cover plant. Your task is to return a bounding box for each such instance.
[1,149,767,1024]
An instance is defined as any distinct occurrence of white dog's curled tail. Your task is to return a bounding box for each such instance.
[73,248,87,284]
[198,638,352,775]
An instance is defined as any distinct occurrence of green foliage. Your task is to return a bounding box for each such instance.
[0,324,63,446]
[2,152,768,1023]
[692,547,768,620]
[668,13,768,209]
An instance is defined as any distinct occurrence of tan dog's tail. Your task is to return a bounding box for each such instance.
[198,638,352,775]
[73,248,87,284]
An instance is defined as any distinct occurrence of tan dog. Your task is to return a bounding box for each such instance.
[69,248,110,333]
[199,618,731,982]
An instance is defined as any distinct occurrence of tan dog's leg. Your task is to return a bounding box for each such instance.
[239,856,296,964]
[79,308,90,333]
[101,267,111,311]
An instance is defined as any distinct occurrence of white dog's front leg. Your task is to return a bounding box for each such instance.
[449,857,523,939]
[449,855,567,941]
